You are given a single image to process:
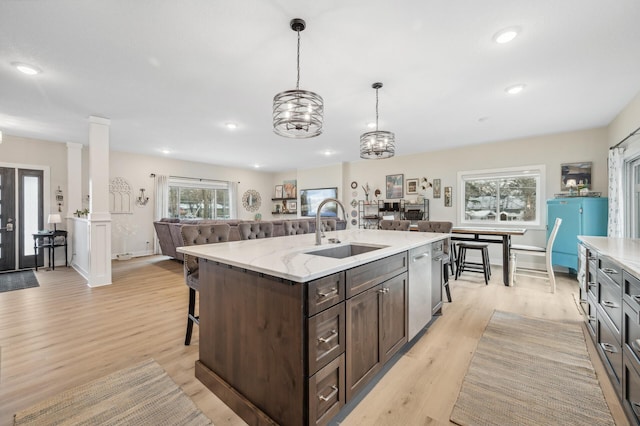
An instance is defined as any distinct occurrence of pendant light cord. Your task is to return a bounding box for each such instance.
[375,87,379,131]
[296,30,301,90]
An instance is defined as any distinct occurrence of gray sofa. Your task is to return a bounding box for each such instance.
[154,217,347,261]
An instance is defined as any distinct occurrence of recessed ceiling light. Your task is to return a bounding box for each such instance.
[225,122,238,130]
[12,62,41,75]
[324,150,332,156]
[493,27,520,44]
[505,84,526,95]
[161,149,171,155]
[253,163,260,168]
[367,122,376,129]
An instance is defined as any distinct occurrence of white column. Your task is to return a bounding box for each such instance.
[87,116,112,287]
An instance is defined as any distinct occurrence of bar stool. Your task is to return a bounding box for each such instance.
[455,242,491,285]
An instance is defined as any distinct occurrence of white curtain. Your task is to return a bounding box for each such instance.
[229,181,238,219]
[608,148,625,237]
[153,174,169,254]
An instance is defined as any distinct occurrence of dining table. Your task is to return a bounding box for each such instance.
[451,226,527,286]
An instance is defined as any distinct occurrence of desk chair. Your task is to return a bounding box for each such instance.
[180,224,230,345]
[510,218,562,293]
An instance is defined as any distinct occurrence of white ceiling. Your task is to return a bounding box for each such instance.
[1,1,639,172]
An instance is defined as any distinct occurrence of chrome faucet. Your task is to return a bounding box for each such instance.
[315,198,347,245]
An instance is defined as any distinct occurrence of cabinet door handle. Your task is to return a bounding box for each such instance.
[602,267,619,275]
[378,288,389,294]
[317,288,338,299]
[588,282,596,288]
[600,342,617,353]
[318,329,338,344]
[601,301,617,309]
[588,315,596,321]
[412,253,429,261]
[318,385,338,402]
[632,295,640,304]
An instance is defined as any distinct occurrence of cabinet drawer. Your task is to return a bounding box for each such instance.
[308,303,346,375]
[308,272,345,316]
[346,252,407,298]
[599,271,622,333]
[624,301,640,365]
[599,256,622,287]
[624,271,640,312]
[597,311,623,392]
[308,353,345,426]
[623,353,640,425]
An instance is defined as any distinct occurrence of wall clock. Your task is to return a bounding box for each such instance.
[242,189,261,212]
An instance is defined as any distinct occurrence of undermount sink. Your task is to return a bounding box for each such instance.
[306,244,387,259]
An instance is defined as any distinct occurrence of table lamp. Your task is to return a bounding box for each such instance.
[48,213,61,231]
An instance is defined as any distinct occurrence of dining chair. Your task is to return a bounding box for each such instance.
[180,223,231,345]
[510,218,562,293]
[416,220,454,302]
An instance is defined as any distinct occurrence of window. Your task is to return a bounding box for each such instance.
[167,178,233,220]
[458,165,545,227]
[626,154,640,238]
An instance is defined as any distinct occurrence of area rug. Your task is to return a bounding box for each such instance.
[14,358,212,425]
[0,270,39,293]
[450,310,615,426]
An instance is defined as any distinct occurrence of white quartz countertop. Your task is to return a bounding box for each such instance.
[177,229,449,282]
[578,236,640,277]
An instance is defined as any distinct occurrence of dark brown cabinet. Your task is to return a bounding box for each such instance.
[196,249,417,425]
[580,241,640,424]
[346,271,407,401]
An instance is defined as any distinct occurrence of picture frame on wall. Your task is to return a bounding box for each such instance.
[386,174,404,199]
[406,178,418,195]
[561,162,592,190]
[433,179,441,198]
[444,186,452,207]
[283,180,297,198]
[287,200,297,211]
[274,185,283,198]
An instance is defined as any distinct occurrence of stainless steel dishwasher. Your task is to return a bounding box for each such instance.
[408,243,432,340]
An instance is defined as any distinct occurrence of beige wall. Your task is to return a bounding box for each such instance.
[108,151,276,257]
[607,90,640,147]
[0,134,67,221]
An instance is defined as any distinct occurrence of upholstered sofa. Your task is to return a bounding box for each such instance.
[153,217,347,261]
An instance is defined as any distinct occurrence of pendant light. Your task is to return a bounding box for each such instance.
[360,82,395,159]
[273,18,324,138]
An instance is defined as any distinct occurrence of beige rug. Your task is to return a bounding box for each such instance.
[14,359,212,425]
[450,310,615,426]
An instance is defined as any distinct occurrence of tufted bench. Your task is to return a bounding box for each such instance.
[239,222,274,240]
[380,220,411,231]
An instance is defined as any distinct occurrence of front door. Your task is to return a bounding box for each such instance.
[0,167,16,271]
[0,167,44,271]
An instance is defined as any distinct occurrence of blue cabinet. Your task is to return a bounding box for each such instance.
[547,197,608,272]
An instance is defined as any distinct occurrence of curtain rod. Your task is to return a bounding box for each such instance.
[150,173,240,184]
[610,125,640,150]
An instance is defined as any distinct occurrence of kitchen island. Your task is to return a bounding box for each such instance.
[178,229,449,426]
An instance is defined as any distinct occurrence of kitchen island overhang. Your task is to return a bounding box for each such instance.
[178,229,450,426]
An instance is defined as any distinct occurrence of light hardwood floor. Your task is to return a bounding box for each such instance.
[0,256,629,425]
